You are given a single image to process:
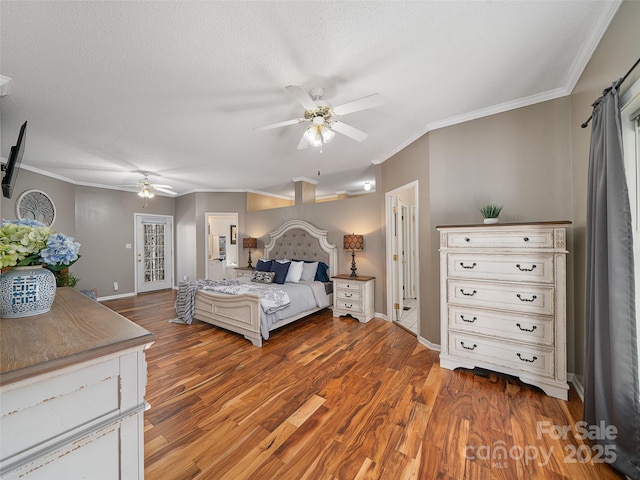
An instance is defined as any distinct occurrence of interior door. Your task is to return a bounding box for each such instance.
[135,214,174,293]
[389,196,403,321]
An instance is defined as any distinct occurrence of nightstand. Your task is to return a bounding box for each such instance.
[331,275,375,323]
[234,266,254,278]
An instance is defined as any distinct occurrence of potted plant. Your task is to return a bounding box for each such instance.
[0,218,81,317]
[480,204,503,224]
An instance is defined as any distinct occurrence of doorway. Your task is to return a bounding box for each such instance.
[386,181,419,335]
[205,212,239,280]
[135,214,174,293]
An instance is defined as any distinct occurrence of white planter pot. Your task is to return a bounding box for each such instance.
[0,265,57,318]
[483,218,499,224]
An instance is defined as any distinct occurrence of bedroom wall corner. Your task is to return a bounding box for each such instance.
[428,97,574,364]
[568,0,640,382]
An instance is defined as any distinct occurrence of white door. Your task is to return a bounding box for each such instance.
[386,181,420,333]
[388,196,403,321]
[135,214,174,293]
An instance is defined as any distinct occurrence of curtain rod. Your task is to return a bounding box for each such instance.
[581,56,640,128]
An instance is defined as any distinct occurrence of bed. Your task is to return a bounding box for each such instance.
[174,220,337,346]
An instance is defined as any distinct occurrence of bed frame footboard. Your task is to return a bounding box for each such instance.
[194,292,263,347]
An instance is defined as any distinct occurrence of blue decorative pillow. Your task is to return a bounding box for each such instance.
[255,259,272,272]
[269,260,290,284]
[315,262,330,282]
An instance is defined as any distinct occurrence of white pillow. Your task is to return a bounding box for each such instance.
[300,262,318,282]
[285,261,304,283]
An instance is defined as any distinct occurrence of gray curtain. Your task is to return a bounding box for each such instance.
[585,83,640,479]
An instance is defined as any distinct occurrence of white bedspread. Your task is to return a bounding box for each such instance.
[172,278,290,325]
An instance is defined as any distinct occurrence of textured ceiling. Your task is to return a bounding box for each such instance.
[0,1,621,199]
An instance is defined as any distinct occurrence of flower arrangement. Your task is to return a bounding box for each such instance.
[0,218,81,271]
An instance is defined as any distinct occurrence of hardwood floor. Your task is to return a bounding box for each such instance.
[102,290,624,480]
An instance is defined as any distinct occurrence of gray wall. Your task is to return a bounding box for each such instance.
[1,169,175,297]
[1,169,76,238]
[427,97,574,367]
[74,185,175,296]
[569,0,640,381]
[380,137,432,335]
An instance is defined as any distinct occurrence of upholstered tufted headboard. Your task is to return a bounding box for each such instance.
[263,220,337,278]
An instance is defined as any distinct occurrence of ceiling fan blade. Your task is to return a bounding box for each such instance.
[297,131,309,150]
[331,93,383,116]
[330,121,368,142]
[150,184,173,189]
[254,118,305,132]
[154,186,178,196]
[285,85,317,111]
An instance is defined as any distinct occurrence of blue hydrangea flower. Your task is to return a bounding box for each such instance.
[39,233,81,266]
[2,218,46,227]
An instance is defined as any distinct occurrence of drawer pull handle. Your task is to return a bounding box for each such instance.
[523,237,530,242]
[460,262,477,269]
[464,237,470,242]
[460,315,477,323]
[345,304,353,309]
[516,294,537,302]
[460,341,477,351]
[345,293,353,298]
[517,353,538,363]
[516,323,537,332]
[460,289,477,297]
[516,264,537,272]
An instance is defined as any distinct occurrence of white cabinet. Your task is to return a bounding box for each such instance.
[331,275,375,323]
[437,222,570,400]
[0,288,155,479]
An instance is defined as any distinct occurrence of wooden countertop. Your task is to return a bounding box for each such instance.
[1,287,156,386]
[436,220,572,229]
[331,274,375,281]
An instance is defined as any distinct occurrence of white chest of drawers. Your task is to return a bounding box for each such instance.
[331,275,375,323]
[437,222,570,400]
[0,288,155,479]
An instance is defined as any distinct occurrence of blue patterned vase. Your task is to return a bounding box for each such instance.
[0,265,57,318]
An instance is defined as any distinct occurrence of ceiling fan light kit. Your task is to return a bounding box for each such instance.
[138,186,154,199]
[255,85,383,149]
[303,116,335,147]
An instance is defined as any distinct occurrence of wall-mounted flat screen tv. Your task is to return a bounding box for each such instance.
[1,120,27,199]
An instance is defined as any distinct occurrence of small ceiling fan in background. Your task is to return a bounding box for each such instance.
[121,173,177,206]
[254,85,384,150]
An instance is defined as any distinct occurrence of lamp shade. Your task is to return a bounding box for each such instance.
[343,234,364,252]
[243,237,257,249]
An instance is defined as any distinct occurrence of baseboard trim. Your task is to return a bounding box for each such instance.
[418,336,440,351]
[98,292,136,302]
[568,373,584,401]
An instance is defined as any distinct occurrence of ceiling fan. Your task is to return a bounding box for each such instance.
[122,174,177,199]
[254,85,383,149]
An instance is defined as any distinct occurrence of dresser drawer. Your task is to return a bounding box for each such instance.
[335,299,363,313]
[447,253,554,284]
[336,289,362,302]
[1,358,121,461]
[449,306,553,346]
[448,280,554,315]
[446,230,554,249]
[449,332,554,377]
[334,279,362,292]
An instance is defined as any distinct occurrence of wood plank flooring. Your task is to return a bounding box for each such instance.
[102,290,624,480]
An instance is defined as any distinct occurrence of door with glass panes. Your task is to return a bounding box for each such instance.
[135,214,173,292]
